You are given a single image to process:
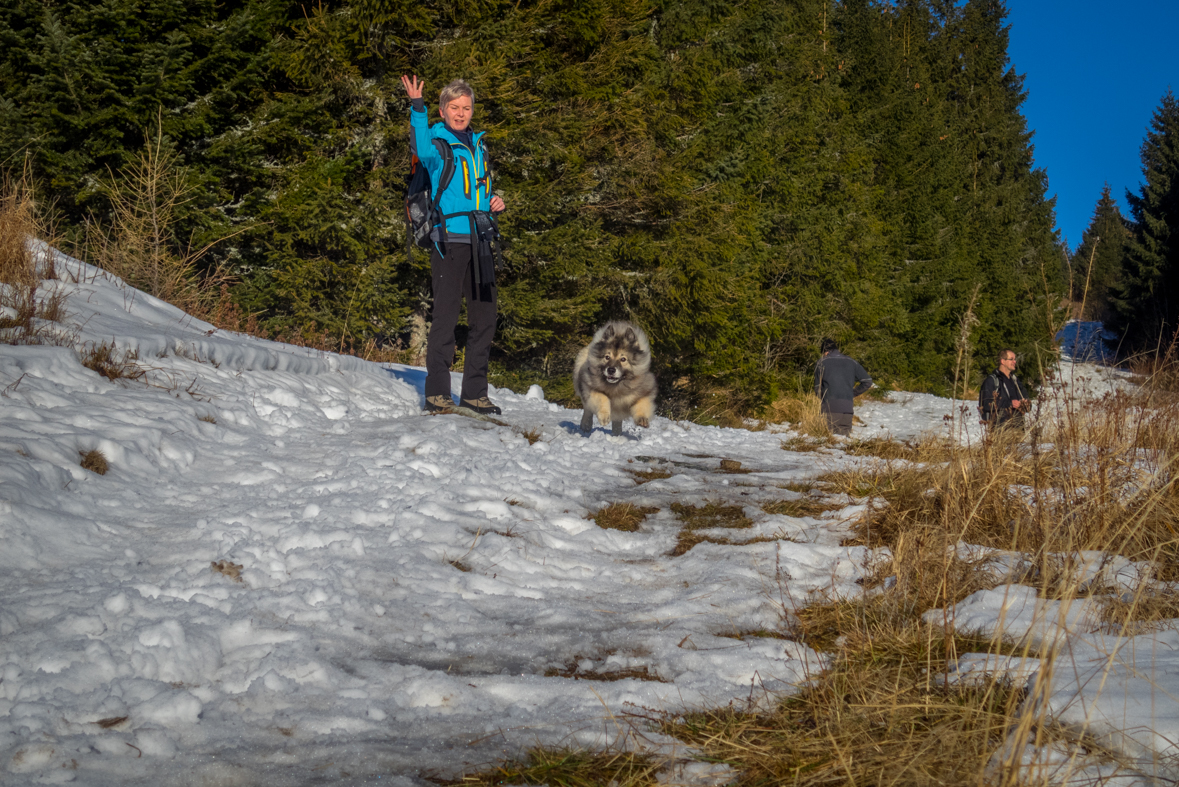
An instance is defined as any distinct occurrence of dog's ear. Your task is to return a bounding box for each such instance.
[623,327,636,343]
[601,324,616,341]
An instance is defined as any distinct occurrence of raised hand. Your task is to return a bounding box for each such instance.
[400,74,423,100]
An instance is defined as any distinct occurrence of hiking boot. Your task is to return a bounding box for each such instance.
[424,395,454,413]
[460,397,502,415]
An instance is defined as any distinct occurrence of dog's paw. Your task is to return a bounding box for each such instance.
[635,416,650,428]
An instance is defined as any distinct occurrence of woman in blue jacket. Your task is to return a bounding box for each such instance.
[401,74,506,415]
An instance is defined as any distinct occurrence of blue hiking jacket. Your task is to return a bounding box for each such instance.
[409,105,493,244]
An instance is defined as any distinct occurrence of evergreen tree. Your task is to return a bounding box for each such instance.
[0,0,283,226]
[835,0,1062,387]
[1112,89,1179,351]
[1071,184,1129,322]
[941,0,1062,373]
[0,0,1068,407]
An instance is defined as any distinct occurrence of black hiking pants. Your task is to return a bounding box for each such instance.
[424,243,497,401]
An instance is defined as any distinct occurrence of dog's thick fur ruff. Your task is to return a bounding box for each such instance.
[573,321,657,436]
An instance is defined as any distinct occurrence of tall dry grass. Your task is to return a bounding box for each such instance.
[777,376,1179,784]
[459,373,1179,786]
[766,390,831,438]
[0,172,68,345]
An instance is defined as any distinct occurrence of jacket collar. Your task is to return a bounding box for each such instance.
[434,123,483,148]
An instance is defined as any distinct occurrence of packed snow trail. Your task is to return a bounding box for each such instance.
[1,257,887,785]
[2,255,1171,786]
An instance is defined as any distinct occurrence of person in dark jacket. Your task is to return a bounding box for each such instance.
[401,74,505,415]
[814,338,873,436]
[978,349,1029,429]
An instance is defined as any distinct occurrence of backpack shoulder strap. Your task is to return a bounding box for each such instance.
[980,372,998,403]
[431,139,455,208]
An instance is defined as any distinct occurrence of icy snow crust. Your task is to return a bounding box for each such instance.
[1,258,1175,785]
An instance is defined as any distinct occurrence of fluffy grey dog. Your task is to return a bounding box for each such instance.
[573,321,657,436]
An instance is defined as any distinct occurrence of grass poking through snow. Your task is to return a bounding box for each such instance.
[445,748,660,787]
[669,500,754,556]
[79,449,109,475]
[592,503,659,532]
[79,342,146,382]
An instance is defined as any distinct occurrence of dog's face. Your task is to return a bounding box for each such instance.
[593,326,644,385]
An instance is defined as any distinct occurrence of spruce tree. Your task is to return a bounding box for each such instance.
[1112,89,1179,352]
[1071,184,1129,322]
[0,0,1069,406]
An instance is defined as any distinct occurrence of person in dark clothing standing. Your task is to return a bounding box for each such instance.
[401,74,505,415]
[978,349,1029,429]
[814,338,873,436]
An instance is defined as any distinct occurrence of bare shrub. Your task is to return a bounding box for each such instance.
[82,113,236,319]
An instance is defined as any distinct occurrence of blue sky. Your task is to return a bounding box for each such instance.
[1005,1,1179,251]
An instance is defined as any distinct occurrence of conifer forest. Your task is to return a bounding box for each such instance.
[3,0,1174,412]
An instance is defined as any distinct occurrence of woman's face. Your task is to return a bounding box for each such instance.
[439,95,473,132]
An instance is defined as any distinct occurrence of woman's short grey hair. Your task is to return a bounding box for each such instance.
[439,79,474,107]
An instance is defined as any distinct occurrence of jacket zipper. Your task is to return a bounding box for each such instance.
[448,139,486,213]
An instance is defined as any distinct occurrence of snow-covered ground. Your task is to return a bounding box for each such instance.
[1,255,1175,785]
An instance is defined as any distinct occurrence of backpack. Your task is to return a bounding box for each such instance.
[404,138,455,260]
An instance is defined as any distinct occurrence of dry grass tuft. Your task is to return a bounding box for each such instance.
[653,537,1039,785]
[717,629,790,641]
[627,466,673,484]
[79,449,109,475]
[514,426,543,445]
[829,404,1179,568]
[842,435,956,462]
[591,503,659,532]
[198,414,217,424]
[780,434,834,453]
[761,497,842,519]
[544,660,668,683]
[1098,588,1179,635]
[1,175,41,292]
[80,342,146,382]
[94,716,129,729]
[449,559,472,573]
[447,748,660,787]
[719,458,751,473]
[661,630,1026,787]
[670,500,751,530]
[211,560,244,582]
[669,500,754,556]
[765,391,829,438]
